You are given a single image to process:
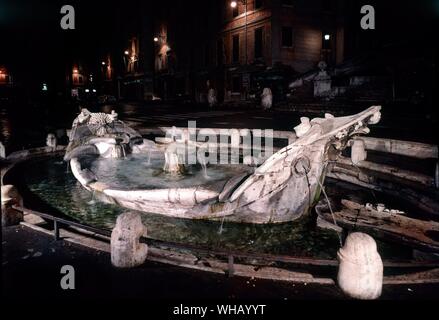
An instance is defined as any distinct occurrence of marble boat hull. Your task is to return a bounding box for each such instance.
[67,106,381,224]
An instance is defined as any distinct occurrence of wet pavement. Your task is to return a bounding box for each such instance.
[2,225,439,300]
[1,101,437,155]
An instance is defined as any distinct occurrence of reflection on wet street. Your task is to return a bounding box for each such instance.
[1,101,437,155]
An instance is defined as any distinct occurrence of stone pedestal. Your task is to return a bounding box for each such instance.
[1,185,24,226]
[111,212,148,268]
[46,133,57,150]
[313,73,331,97]
[313,61,332,97]
[207,88,217,107]
[261,88,273,110]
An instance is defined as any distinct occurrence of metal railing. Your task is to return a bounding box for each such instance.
[13,205,439,270]
[14,205,112,240]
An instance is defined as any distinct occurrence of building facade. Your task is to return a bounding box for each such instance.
[89,0,352,103]
[0,67,13,86]
[149,0,346,103]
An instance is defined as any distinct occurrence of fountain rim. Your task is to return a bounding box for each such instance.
[2,145,439,285]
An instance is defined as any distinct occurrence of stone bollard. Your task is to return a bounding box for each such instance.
[207,88,217,107]
[313,61,332,97]
[261,88,273,110]
[46,133,57,150]
[111,212,148,268]
[1,185,24,226]
[337,232,383,299]
[0,141,5,158]
[351,139,367,165]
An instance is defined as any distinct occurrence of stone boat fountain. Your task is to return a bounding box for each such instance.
[64,106,381,224]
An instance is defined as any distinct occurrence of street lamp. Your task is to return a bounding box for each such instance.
[229,0,248,99]
[229,1,247,65]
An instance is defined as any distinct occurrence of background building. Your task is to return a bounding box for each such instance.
[149,0,346,103]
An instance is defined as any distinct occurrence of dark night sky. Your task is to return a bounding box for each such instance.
[0,0,120,91]
[1,0,437,95]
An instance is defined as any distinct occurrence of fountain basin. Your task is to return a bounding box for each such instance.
[66,106,382,223]
[7,154,419,259]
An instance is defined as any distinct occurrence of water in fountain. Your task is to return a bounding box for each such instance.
[218,216,227,235]
[146,148,151,165]
[81,151,249,190]
[122,145,126,158]
[87,189,96,205]
[111,144,126,159]
[17,156,414,260]
[170,126,177,140]
[199,157,209,179]
[163,149,185,175]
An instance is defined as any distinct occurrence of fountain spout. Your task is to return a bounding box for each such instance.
[163,143,186,175]
[111,143,126,159]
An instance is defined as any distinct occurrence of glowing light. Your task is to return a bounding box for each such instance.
[153,37,159,42]
[124,50,129,55]
[230,1,237,8]
[85,89,90,93]
[73,69,78,73]
[92,89,97,93]
[101,61,106,65]
[324,34,330,41]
